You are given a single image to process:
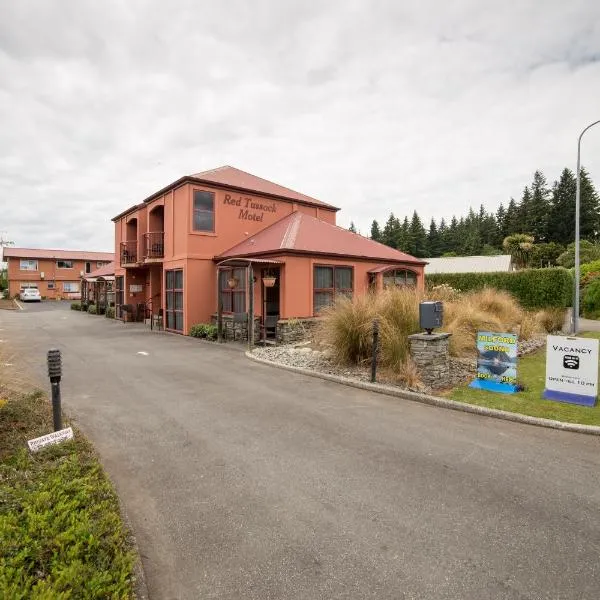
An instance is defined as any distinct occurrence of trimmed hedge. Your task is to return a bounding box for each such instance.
[105,307,115,319]
[426,267,573,309]
[70,302,81,311]
[189,323,218,340]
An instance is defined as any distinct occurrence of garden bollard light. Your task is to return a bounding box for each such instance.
[47,348,62,431]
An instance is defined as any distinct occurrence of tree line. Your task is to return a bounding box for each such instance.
[358,167,600,266]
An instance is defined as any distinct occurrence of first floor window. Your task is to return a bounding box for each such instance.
[63,282,80,293]
[165,269,184,332]
[313,265,353,313]
[47,281,55,290]
[383,269,417,287]
[20,259,38,271]
[57,260,73,269]
[219,268,246,313]
[20,282,38,289]
[193,190,215,232]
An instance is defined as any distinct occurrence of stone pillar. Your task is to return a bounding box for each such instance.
[408,332,451,389]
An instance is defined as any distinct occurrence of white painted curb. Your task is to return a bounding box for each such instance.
[246,351,600,436]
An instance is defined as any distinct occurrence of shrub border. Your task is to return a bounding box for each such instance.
[246,352,600,436]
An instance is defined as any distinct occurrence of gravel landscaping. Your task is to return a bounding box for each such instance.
[252,334,548,393]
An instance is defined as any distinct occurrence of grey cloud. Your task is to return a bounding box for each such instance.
[1,0,600,249]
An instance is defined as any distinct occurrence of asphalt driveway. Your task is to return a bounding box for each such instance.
[2,306,600,599]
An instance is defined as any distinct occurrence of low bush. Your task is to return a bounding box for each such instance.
[426,267,573,309]
[70,302,81,311]
[189,323,218,340]
[87,304,98,315]
[583,279,600,319]
[316,287,422,382]
[535,308,567,333]
[105,307,115,319]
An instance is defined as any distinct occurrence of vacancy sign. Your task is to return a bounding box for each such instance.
[544,336,599,406]
[28,427,74,452]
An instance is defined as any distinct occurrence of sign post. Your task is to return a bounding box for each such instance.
[544,335,599,406]
[469,331,518,394]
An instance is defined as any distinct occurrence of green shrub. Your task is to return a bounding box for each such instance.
[426,267,573,309]
[87,304,98,315]
[583,279,600,319]
[70,302,81,311]
[105,307,115,319]
[190,323,218,340]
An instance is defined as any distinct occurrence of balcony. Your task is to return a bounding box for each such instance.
[120,241,138,267]
[143,232,164,261]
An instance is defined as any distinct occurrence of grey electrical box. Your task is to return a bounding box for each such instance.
[419,301,443,334]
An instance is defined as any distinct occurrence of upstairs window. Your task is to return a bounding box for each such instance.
[20,259,38,271]
[85,262,92,273]
[313,266,353,313]
[57,260,73,269]
[193,190,215,232]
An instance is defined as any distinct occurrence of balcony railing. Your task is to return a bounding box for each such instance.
[143,232,164,260]
[120,241,138,266]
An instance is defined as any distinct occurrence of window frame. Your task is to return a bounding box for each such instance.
[192,189,216,233]
[62,282,80,293]
[219,267,247,314]
[47,281,56,290]
[96,261,104,268]
[57,260,74,269]
[19,259,38,271]
[382,268,417,288]
[313,265,353,314]
[165,269,184,333]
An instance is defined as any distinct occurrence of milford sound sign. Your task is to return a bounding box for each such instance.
[223,193,277,223]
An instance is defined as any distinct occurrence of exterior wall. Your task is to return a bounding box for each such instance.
[7,257,111,299]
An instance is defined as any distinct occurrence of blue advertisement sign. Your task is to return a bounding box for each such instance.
[469,331,518,394]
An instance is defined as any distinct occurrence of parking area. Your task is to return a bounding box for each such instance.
[1,306,600,599]
[15,299,72,312]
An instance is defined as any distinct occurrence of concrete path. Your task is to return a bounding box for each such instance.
[2,307,600,600]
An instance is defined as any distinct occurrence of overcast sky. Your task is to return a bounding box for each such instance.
[1,0,600,252]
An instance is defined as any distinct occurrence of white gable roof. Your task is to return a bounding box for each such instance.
[424,255,513,274]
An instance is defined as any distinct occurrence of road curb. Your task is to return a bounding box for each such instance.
[246,352,600,436]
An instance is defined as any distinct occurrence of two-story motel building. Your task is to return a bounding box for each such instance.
[112,166,425,335]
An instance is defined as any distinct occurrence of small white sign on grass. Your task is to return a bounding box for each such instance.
[28,427,74,452]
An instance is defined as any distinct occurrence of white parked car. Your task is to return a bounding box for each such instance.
[20,288,42,302]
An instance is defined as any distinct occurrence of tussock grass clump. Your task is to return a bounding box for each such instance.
[465,287,523,328]
[317,287,422,383]
[535,307,567,333]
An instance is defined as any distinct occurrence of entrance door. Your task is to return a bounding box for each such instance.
[261,268,280,340]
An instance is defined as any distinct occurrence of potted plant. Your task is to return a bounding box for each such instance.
[262,275,276,287]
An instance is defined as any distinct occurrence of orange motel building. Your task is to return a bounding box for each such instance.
[5,248,114,300]
[113,166,425,337]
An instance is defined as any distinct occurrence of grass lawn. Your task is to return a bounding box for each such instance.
[447,332,600,426]
[0,390,136,598]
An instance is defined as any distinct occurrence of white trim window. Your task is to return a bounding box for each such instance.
[20,282,39,289]
[96,261,104,268]
[20,259,38,271]
[57,260,73,269]
[47,281,56,290]
[63,282,80,293]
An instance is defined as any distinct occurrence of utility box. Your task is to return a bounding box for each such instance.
[419,301,443,334]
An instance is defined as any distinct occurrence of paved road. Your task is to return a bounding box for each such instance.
[2,307,600,599]
[14,299,72,312]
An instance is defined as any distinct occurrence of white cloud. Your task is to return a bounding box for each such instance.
[1,0,599,247]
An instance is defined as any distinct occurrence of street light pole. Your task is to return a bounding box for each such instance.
[573,119,600,335]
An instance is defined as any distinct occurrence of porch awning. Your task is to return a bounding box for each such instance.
[98,275,115,282]
[368,263,416,274]
[84,277,98,283]
[216,257,284,267]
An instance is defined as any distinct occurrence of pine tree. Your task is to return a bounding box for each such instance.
[349,221,357,233]
[504,198,521,237]
[408,211,427,257]
[398,216,411,252]
[438,218,448,255]
[427,218,442,257]
[516,186,532,234]
[579,167,600,243]
[528,170,550,242]
[370,220,382,242]
[547,169,577,245]
[382,213,400,248]
[496,204,507,242]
